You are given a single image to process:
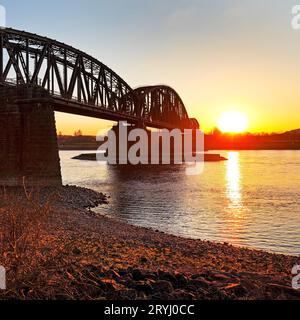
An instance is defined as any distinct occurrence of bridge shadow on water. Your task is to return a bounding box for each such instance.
[107,163,187,180]
[98,164,190,231]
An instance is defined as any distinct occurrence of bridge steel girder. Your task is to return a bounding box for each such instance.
[133,86,199,129]
[0,28,198,130]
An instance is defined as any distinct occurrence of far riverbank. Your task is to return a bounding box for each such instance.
[57,130,300,151]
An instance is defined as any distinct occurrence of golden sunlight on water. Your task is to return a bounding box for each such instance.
[226,152,242,209]
[225,152,246,241]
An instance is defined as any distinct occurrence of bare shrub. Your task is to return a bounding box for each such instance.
[0,184,54,273]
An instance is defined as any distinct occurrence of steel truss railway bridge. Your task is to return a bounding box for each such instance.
[0,28,199,186]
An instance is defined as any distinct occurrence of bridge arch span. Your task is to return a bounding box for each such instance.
[0,28,198,129]
[0,28,138,117]
[133,85,199,129]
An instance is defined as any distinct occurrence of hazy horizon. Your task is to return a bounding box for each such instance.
[56,124,300,136]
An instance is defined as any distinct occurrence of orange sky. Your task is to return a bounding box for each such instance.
[54,49,300,135]
[42,1,300,136]
[5,0,300,135]
[55,11,300,136]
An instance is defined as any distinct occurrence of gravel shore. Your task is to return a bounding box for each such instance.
[1,186,299,300]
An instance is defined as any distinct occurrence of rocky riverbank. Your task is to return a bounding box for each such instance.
[0,186,299,300]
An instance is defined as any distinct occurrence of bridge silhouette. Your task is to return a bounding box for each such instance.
[0,28,199,186]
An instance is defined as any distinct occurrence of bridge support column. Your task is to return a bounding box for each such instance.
[0,86,62,187]
[107,122,185,164]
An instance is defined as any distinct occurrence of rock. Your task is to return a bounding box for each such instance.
[85,285,104,298]
[240,279,259,292]
[171,289,196,300]
[41,247,52,255]
[84,264,99,273]
[117,268,129,276]
[136,291,148,300]
[139,256,148,264]
[233,285,248,298]
[158,270,177,284]
[98,279,118,291]
[134,281,153,294]
[211,273,232,281]
[131,269,145,281]
[117,289,137,300]
[72,247,82,255]
[191,274,202,279]
[143,272,158,281]
[268,283,300,298]
[106,269,121,279]
[151,292,174,300]
[187,278,211,290]
[224,283,248,298]
[175,273,188,287]
[152,280,174,294]
[224,283,240,290]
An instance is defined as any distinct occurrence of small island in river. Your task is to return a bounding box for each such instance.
[72,153,227,162]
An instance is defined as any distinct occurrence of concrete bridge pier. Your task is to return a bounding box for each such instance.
[108,122,189,164]
[0,86,62,187]
[108,122,149,164]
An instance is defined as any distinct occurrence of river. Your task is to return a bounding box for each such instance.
[60,150,300,256]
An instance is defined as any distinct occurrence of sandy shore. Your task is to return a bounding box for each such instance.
[0,186,299,300]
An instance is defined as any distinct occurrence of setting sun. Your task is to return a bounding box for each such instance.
[217,111,249,133]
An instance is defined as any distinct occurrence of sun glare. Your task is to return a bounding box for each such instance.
[217,111,249,133]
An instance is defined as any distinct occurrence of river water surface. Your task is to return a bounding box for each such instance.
[60,150,300,256]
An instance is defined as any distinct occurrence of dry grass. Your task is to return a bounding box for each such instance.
[0,185,112,300]
[0,188,50,257]
[0,185,59,297]
[0,185,110,300]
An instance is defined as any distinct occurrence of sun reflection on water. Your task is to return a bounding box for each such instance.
[224,152,246,241]
[226,152,242,208]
